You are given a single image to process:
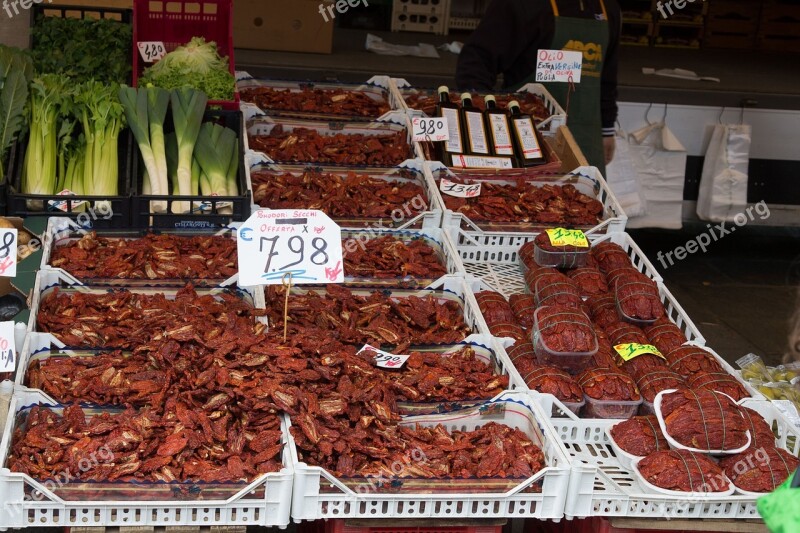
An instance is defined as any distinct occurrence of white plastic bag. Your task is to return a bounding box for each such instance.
[605,127,647,217]
[625,121,687,230]
[696,124,751,223]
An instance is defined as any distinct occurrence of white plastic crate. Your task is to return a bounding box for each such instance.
[289,391,572,521]
[0,389,293,528]
[391,80,566,134]
[538,392,800,519]
[246,157,443,230]
[26,269,267,335]
[236,76,404,121]
[452,232,705,347]
[437,166,627,236]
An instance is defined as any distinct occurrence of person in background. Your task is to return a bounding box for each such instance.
[456,0,621,174]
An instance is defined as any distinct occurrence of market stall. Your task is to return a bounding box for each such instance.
[0,2,797,533]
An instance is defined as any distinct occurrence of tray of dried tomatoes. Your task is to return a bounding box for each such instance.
[578,367,642,419]
[633,450,734,496]
[654,388,751,454]
[519,365,585,416]
[687,371,751,402]
[532,306,598,373]
[607,415,670,469]
[721,446,800,495]
[533,231,590,269]
[614,270,665,325]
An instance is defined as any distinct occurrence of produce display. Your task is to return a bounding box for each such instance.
[249,126,411,166]
[644,318,688,355]
[614,270,665,323]
[475,291,527,342]
[250,168,428,221]
[343,235,447,280]
[741,406,778,447]
[139,38,235,101]
[518,365,584,406]
[666,345,725,377]
[49,232,238,279]
[0,46,33,182]
[567,267,608,297]
[9,403,283,483]
[720,447,799,493]
[610,416,669,457]
[738,353,800,408]
[37,285,258,348]
[439,180,604,227]
[403,90,550,123]
[533,273,583,309]
[658,389,749,451]
[687,371,750,402]
[264,285,471,351]
[578,368,641,403]
[31,15,131,83]
[635,370,686,404]
[637,449,730,493]
[240,86,390,118]
[533,306,597,358]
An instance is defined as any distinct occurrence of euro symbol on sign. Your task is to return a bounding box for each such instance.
[240,227,253,242]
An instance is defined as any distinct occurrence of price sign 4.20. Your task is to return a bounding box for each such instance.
[237,210,344,286]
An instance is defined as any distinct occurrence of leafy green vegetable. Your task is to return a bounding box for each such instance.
[139,38,234,101]
[170,87,208,212]
[23,74,68,196]
[31,15,132,83]
[0,45,33,183]
[194,122,238,199]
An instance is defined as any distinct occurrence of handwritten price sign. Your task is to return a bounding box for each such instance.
[412,117,450,142]
[0,229,17,278]
[546,228,589,248]
[535,49,583,83]
[614,343,665,362]
[440,178,482,198]
[359,344,410,369]
[237,210,343,286]
[137,41,167,63]
[0,321,15,372]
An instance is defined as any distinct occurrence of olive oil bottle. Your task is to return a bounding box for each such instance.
[460,92,490,156]
[484,95,515,163]
[434,86,465,166]
[508,100,547,166]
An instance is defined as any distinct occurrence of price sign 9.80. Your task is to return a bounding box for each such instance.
[237,210,344,286]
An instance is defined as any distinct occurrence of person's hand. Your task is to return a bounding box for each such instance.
[603,136,616,165]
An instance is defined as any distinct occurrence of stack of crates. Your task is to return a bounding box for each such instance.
[391,0,450,34]
[758,0,800,52]
[704,0,762,49]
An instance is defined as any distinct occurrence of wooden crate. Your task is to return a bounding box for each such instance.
[704,0,760,48]
[552,125,588,172]
[758,0,800,51]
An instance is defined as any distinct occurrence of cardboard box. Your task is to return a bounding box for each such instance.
[234,0,334,54]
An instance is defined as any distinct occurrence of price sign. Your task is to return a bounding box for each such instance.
[451,155,514,169]
[137,41,167,63]
[412,117,450,142]
[237,210,343,286]
[0,321,15,372]
[0,228,17,278]
[440,178,481,198]
[546,228,589,248]
[359,344,410,369]
[614,343,664,362]
[535,49,583,83]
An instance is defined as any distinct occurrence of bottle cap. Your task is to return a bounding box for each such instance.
[484,95,496,103]
[461,92,473,101]
[508,100,521,108]
[438,85,450,94]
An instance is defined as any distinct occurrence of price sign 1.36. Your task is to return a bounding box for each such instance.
[412,116,450,142]
[237,210,344,286]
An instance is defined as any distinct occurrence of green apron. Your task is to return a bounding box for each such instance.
[514,0,609,173]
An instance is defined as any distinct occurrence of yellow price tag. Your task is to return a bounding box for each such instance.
[546,228,589,248]
[614,343,665,362]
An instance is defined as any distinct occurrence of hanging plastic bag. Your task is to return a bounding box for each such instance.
[605,126,647,217]
[758,469,800,533]
[696,123,751,223]
[625,117,687,230]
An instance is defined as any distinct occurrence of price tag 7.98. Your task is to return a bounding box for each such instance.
[412,117,450,142]
[237,210,344,286]
[0,228,18,278]
[138,41,167,63]
[0,321,16,372]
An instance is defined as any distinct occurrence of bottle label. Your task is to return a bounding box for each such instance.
[514,118,543,159]
[451,155,514,169]
[465,110,490,154]
[488,114,514,155]
[441,107,463,154]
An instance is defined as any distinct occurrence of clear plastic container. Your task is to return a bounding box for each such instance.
[615,283,661,326]
[531,307,598,374]
[583,395,642,419]
[559,398,585,417]
[534,242,589,269]
[736,353,773,382]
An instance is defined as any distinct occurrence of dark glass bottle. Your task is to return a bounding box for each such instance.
[460,92,490,156]
[484,95,516,163]
[508,100,547,166]
[434,85,465,166]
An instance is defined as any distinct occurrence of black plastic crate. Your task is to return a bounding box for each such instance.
[131,109,251,229]
[8,132,134,229]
